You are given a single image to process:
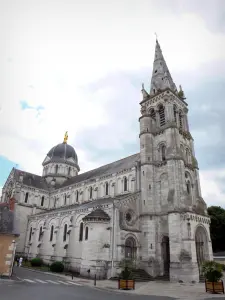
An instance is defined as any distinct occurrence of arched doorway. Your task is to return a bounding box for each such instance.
[125,237,137,260]
[161,236,170,276]
[195,226,208,277]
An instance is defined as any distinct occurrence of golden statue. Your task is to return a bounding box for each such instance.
[63,131,68,143]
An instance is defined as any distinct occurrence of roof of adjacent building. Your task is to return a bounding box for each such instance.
[0,204,19,235]
[83,208,110,221]
[14,153,140,191]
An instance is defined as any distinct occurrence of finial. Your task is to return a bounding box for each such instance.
[155,32,158,41]
[178,85,185,98]
[142,83,144,90]
[63,131,68,144]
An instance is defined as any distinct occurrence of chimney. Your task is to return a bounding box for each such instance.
[9,198,15,211]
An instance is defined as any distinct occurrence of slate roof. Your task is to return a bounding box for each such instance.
[61,153,140,188]
[14,169,49,191]
[83,208,110,221]
[13,153,140,191]
[43,142,79,168]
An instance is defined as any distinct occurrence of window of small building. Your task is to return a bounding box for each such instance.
[124,177,128,192]
[29,227,32,241]
[105,182,109,196]
[63,224,67,242]
[41,196,44,207]
[79,222,83,241]
[85,227,89,240]
[50,225,54,242]
[38,226,43,241]
[25,192,29,203]
[90,186,93,199]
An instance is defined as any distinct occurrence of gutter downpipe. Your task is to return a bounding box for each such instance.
[110,200,115,278]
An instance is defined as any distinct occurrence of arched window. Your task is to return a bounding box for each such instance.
[158,105,165,126]
[161,145,166,161]
[105,182,109,196]
[64,194,67,205]
[124,177,128,192]
[38,226,42,241]
[79,222,83,241]
[150,108,156,120]
[186,181,191,194]
[25,192,29,203]
[50,225,54,242]
[89,186,93,199]
[173,105,177,124]
[29,227,32,241]
[68,167,71,176]
[76,191,79,202]
[55,165,58,174]
[41,196,44,207]
[85,227,89,240]
[63,224,67,242]
[179,111,183,129]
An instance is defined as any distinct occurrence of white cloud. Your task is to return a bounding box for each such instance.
[200,170,225,208]
[0,1,224,207]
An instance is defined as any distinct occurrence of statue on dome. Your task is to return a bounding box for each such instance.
[63,131,68,143]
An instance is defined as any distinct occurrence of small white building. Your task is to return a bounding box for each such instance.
[1,40,213,282]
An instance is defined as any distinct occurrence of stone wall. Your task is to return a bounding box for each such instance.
[0,235,16,277]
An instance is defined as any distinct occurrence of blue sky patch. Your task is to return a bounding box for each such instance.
[20,100,44,112]
[0,156,18,186]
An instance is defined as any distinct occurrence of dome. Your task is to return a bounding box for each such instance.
[42,142,79,168]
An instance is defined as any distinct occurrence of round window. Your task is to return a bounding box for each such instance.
[126,212,132,222]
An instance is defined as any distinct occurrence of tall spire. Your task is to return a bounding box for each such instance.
[150,39,177,96]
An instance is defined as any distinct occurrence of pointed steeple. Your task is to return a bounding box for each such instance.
[150,39,177,96]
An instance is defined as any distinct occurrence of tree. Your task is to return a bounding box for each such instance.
[208,206,225,252]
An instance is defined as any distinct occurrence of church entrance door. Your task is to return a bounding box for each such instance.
[125,237,137,260]
[161,236,170,276]
[195,226,208,278]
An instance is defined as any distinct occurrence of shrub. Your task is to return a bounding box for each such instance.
[50,261,64,273]
[219,263,225,271]
[202,261,223,282]
[30,258,43,267]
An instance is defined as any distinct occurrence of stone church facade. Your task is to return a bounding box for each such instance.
[1,40,213,282]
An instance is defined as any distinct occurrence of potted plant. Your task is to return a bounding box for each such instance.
[202,261,224,294]
[118,259,135,290]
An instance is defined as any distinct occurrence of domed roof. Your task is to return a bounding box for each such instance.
[42,132,80,170]
[47,143,78,162]
[43,143,79,168]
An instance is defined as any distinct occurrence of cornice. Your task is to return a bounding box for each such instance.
[140,88,188,107]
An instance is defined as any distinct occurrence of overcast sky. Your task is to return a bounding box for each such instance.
[0,0,225,207]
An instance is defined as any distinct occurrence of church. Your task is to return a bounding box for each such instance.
[1,40,213,282]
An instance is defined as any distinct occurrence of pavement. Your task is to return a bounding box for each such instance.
[0,267,224,300]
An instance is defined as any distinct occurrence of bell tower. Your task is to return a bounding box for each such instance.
[139,39,213,282]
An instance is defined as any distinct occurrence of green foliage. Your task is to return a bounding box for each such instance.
[202,261,223,282]
[208,206,225,252]
[118,259,135,280]
[30,258,43,267]
[218,263,225,271]
[50,261,64,273]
